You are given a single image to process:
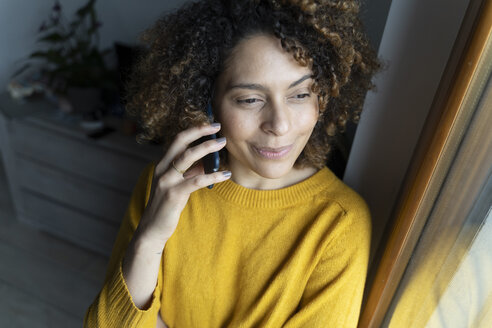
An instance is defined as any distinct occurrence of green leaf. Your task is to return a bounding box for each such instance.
[87,25,98,35]
[90,8,96,24]
[76,0,96,18]
[37,32,68,43]
[29,50,50,58]
[70,19,82,29]
[29,50,66,65]
[74,40,91,54]
[10,63,31,78]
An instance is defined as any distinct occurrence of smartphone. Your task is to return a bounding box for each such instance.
[201,103,220,189]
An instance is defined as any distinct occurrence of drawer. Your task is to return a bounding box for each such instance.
[16,157,132,225]
[20,190,119,256]
[11,121,151,193]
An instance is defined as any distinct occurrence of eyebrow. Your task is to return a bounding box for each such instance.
[227,74,312,92]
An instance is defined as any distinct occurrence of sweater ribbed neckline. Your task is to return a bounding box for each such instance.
[211,167,335,209]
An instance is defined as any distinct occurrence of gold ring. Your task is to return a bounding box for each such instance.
[172,160,186,175]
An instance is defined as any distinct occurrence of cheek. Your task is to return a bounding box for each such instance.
[219,111,257,140]
[296,107,319,134]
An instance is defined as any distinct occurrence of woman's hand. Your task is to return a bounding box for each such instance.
[135,123,230,247]
[121,123,229,310]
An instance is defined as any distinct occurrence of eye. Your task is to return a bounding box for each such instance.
[237,98,260,104]
[295,93,310,99]
[289,92,311,103]
[235,97,265,107]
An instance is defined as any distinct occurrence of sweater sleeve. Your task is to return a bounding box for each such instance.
[283,201,372,328]
[84,161,163,328]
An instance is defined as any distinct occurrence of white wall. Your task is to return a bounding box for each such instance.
[0,0,184,88]
[344,0,471,256]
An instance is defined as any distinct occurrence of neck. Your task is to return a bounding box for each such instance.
[229,163,318,190]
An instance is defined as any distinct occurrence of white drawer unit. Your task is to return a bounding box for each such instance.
[0,93,162,256]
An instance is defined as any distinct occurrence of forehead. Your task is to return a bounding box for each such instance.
[220,34,312,87]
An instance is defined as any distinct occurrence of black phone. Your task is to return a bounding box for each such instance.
[201,103,220,189]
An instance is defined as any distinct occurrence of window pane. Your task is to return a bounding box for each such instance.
[382,62,492,327]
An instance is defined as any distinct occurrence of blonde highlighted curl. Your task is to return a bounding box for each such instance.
[125,0,381,169]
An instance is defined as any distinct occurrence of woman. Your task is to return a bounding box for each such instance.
[85,0,380,327]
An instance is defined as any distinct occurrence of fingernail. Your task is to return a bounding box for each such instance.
[211,123,221,129]
[216,137,226,144]
[222,171,231,177]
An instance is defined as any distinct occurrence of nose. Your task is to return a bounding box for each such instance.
[260,101,290,136]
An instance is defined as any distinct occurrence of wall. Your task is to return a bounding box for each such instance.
[360,0,393,52]
[344,0,471,257]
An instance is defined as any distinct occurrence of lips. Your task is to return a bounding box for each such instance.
[253,144,293,159]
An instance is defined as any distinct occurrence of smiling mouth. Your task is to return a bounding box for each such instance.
[253,145,293,159]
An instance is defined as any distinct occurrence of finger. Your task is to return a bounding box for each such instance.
[178,171,232,194]
[168,124,221,158]
[155,124,221,176]
[182,161,204,179]
[172,137,226,176]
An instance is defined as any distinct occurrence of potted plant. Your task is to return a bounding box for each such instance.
[12,0,118,115]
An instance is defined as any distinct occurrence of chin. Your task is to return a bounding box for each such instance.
[251,160,297,180]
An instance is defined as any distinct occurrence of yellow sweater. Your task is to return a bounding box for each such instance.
[84,162,371,327]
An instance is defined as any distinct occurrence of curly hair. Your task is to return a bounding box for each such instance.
[125,0,380,169]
